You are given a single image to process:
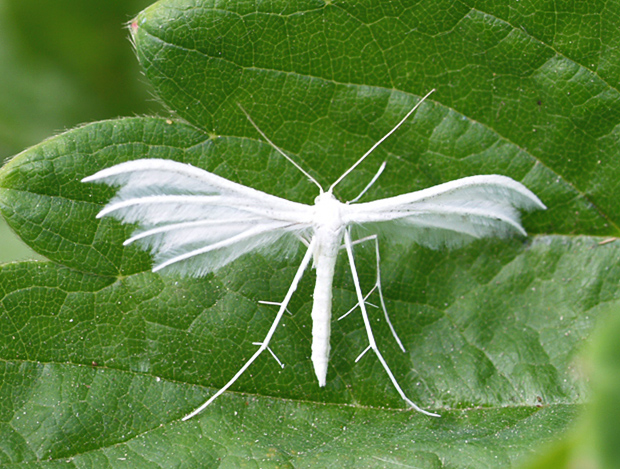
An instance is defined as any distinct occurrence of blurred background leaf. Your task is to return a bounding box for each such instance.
[0,0,161,262]
[520,304,620,468]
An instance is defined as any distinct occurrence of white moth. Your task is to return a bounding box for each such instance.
[82,90,545,420]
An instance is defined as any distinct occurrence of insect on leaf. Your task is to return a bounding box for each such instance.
[82,91,546,420]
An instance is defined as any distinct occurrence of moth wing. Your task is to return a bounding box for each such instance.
[344,175,545,249]
[83,159,314,276]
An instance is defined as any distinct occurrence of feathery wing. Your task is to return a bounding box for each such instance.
[344,175,545,249]
[82,159,314,276]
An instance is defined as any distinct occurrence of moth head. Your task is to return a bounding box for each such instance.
[314,191,338,206]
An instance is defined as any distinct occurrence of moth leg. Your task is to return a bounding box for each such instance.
[347,161,386,204]
[253,342,285,368]
[182,238,317,421]
[338,287,377,320]
[296,234,312,248]
[342,234,406,352]
[344,229,439,417]
[259,300,293,315]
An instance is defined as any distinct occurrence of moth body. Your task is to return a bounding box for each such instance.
[310,191,346,385]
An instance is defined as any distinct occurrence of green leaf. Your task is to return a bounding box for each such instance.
[1,0,620,466]
[0,0,160,263]
[591,308,620,466]
[517,304,620,469]
[0,0,158,160]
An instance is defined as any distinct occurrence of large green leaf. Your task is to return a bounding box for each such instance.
[1,0,620,466]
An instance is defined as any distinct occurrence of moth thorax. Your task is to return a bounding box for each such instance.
[314,191,345,233]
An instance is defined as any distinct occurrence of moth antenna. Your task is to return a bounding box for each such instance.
[347,161,387,204]
[329,89,435,193]
[237,103,324,193]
